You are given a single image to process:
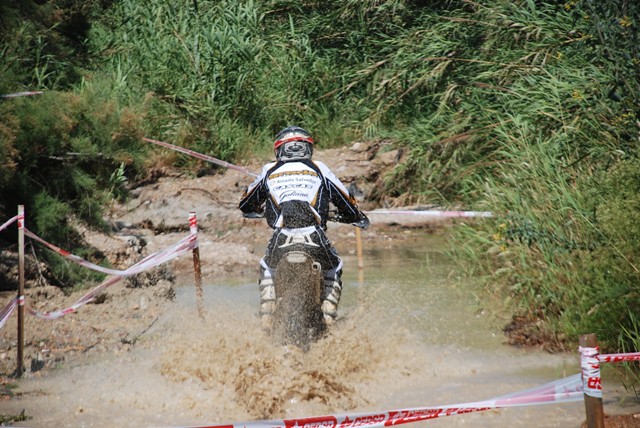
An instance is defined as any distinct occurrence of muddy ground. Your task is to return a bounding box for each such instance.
[0,142,405,369]
[0,142,638,427]
[0,142,422,393]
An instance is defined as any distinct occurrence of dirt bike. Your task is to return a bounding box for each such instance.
[272,248,326,348]
[245,204,368,349]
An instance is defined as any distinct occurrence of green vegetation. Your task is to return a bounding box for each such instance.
[1,0,638,369]
[0,409,31,425]
[0,379,29,423]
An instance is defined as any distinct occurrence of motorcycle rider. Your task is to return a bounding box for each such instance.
[239,126,369,329]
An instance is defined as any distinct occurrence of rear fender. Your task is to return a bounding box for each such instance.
[272,251,326,347]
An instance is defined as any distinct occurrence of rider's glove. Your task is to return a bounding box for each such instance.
[243,211,264,219]
[351,212,370,229]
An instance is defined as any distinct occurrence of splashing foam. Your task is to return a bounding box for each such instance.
[159,290,426,422]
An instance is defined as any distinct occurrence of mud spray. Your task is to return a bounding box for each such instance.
[158,283,428,425]
[4,234,617,427]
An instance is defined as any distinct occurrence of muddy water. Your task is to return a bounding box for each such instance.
[4,231,639,427]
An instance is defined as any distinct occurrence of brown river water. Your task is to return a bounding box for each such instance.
[2,230,639,427]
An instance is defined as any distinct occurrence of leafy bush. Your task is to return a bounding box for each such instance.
[0,79,149,286]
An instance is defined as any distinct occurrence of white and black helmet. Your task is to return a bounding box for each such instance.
[273,126,314,162]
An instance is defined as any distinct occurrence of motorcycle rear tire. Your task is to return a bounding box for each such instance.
[272,251,326,348]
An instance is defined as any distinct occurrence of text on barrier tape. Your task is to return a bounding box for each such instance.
[599,352,640,363]
[183,374,583,428]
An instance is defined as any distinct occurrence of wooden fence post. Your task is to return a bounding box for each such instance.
[189,212,205,319]
[17,205,25,376]
[355,227,364,285]
[580,333,605,428]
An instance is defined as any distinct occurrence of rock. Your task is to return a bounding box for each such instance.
[153,281,176,301]
[350,142,368,152]
[373,149,402,167]
[139,293,149,311]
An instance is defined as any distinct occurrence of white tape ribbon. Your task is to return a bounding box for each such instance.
[579,345,602,398]
[0,297,18,329]
[24,228,197,277]
[366,210,493,218]
[0,215,19,233]
[599,352,640,363]
[189,212,198,234]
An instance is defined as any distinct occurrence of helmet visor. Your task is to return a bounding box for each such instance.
[274,134,315,150]
[276,140,313,161]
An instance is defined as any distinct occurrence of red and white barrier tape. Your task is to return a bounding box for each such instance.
[29,232,198,320]
[599,352,640,363]
[189,212,198,234]
[365,210,493,218]
[27,232,198,320]
[146,141,495,217]
[143,137,258,177]
[579,346,602,398]
[24,227,197,277]
[184,374,583,428]
[0,214,19,233]
[0,297,19,329]
[0,214,22,327]
[0,213,196,323]
[0,91,44,98]
[31,270,125,320]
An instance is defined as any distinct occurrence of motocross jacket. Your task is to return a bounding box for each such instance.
[239,159,366,230]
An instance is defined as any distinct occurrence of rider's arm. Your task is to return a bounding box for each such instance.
[316,161,370,228]
[239,164,272,216]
